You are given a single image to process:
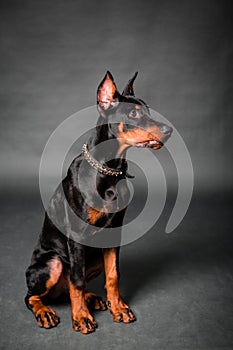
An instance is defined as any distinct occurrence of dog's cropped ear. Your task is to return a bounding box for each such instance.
[122,72,138,96]
[97,71,120,110]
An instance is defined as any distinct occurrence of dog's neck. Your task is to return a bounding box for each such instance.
[86,118,126,171]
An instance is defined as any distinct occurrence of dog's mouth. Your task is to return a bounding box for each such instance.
[135,140,163,149]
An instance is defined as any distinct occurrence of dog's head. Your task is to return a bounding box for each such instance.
[97,71,172,153]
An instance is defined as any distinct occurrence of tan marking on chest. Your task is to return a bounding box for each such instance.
[88,207,106,225]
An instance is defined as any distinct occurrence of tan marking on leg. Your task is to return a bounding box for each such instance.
[103,248,136,323]
[70,282,97,334]
[28,258,62,328]
[46,258,63,289]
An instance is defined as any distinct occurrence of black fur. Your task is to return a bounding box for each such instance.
[25,71,172,331]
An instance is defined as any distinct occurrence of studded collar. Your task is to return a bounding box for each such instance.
[82,143,134,178]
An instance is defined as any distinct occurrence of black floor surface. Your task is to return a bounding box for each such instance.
[0,189,232,350]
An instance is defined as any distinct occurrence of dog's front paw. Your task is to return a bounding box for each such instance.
[107,300,136,323]
[72,311,97,334]
[36,306,60,329]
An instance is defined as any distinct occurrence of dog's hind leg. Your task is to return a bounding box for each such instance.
[25,257,62,328]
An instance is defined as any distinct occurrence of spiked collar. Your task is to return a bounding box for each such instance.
[82,143,134,178]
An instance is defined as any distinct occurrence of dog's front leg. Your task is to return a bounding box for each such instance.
[68,239,97,334]
[103,247,136,323]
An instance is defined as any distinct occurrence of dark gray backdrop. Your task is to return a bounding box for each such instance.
[1,0,232,191]
[0,1,232,349]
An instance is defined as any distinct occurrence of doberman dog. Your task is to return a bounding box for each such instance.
[25,71,172,334]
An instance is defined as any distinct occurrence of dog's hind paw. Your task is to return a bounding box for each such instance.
[85,292,107,311]
[36,306,60,329]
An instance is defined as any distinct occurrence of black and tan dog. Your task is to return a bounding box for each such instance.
[25,72,172,334]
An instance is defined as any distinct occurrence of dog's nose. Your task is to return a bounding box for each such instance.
[160,125,173,136]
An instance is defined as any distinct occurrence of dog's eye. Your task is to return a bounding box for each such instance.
[128,109,138,118]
